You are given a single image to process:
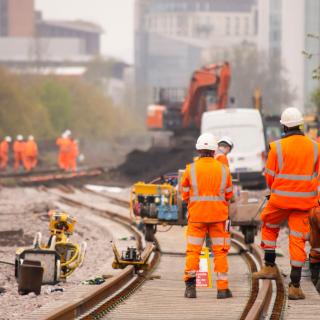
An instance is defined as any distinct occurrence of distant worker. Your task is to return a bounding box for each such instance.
[215,136,234,167]
[253,107,320,300]
[0,136,12,170]
[182,133,233,299]
[24,135,38,171]
[56,131,72,170]
[70,139,79,172]
[13,135,25,171]
[309,206,320,291]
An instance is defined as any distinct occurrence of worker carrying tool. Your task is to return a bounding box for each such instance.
[24,135,38,171]
[215,136,234,167]
[56,130,72,170]
[0,136,11,170]
[181,133,233,299]
[309,189,320,291]
[253,107,320,300]
[13,135,25,171]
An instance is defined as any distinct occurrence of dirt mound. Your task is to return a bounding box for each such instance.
[114,147,194,182]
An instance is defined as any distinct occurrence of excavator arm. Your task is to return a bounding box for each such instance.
[181,62,231,128]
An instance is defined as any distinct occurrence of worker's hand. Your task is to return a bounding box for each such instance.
[266,194,270,200]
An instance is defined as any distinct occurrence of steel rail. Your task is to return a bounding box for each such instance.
[36,190,286,320]
[37,192,160,320]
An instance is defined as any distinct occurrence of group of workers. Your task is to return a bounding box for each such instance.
[182,107,320,300]
[56,130,79,171]
[0,135,38,171]
[0,130,79,172]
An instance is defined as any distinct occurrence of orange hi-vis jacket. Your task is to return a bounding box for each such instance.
[56,137,71,153]
[215,149,229,167]
[0,140,9,155]
[13,141,25,154]
[181,157,233,223]
[24,140,38,157]
[264,133,319,210]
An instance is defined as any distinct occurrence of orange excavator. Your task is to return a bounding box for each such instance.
[147,62,231,136]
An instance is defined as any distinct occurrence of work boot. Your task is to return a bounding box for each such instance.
[288,283,305,300]
[184,278,196,298]
[217,288,233,299]
[252,264,278,279]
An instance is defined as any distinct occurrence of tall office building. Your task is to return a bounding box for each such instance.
[134,0,258,110]
[258,0,320,111]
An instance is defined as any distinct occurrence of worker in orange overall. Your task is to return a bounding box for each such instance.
[69,139,79,172]
[182,133,233,299]
[56,131,72,170]
[13,135,25,171]
[215,136,233,167]
[0,136,12,170]
[24,135,38,171]
[253,107,320,300]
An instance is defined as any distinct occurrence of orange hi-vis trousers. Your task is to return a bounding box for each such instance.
[184,222,231,290]
[24,156,37,171]
[261,202,310,267]
[14,152,24,170]
[309,207,320,264]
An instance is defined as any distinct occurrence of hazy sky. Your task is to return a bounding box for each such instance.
[35,0,135,63]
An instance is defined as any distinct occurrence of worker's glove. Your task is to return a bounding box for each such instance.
[266,194,271,200]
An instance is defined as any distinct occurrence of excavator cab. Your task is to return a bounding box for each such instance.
[146,62,231,147]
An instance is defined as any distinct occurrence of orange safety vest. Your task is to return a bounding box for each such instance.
[13,141,25,153]
[0,140,9,155]
[264,134,319,210]
[181,157,233,223]
[215,149,229,167]
[24,140,38,157]
[56,137,71,153]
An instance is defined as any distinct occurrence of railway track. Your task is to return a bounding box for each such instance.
[25,187,286,320]
[0,167,104,186]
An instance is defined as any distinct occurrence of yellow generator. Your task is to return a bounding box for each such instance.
[131,172,187,241]
[15,211,86,284]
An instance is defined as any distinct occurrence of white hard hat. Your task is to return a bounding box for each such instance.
[65,129,71,136]
[196,133,218,151]
[28,135,34,140]
[17,135,23,141]
[218,136,234,150]
[280,107,304,127]
[5,136,11,142]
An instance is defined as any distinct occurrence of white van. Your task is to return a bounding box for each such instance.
[201,108,266,188]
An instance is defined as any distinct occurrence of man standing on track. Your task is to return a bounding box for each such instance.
[13,135,25,171]
[253,107,320,300]
[0,136,11,170]
[182,132,233,299]
[24,135,38,171]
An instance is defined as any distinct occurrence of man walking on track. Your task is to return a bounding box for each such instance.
[253,107,320,300]
[181,132,233,299]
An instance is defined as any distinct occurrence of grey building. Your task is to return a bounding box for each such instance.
[134,0,258,111]
[37,19,102,55]
[258,0,320,111]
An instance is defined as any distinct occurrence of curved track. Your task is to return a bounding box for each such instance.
[23,187,287,320]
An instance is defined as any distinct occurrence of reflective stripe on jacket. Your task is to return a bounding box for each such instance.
[181,157,233,223]
[215,149,229,167]
[264,134,319,210]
